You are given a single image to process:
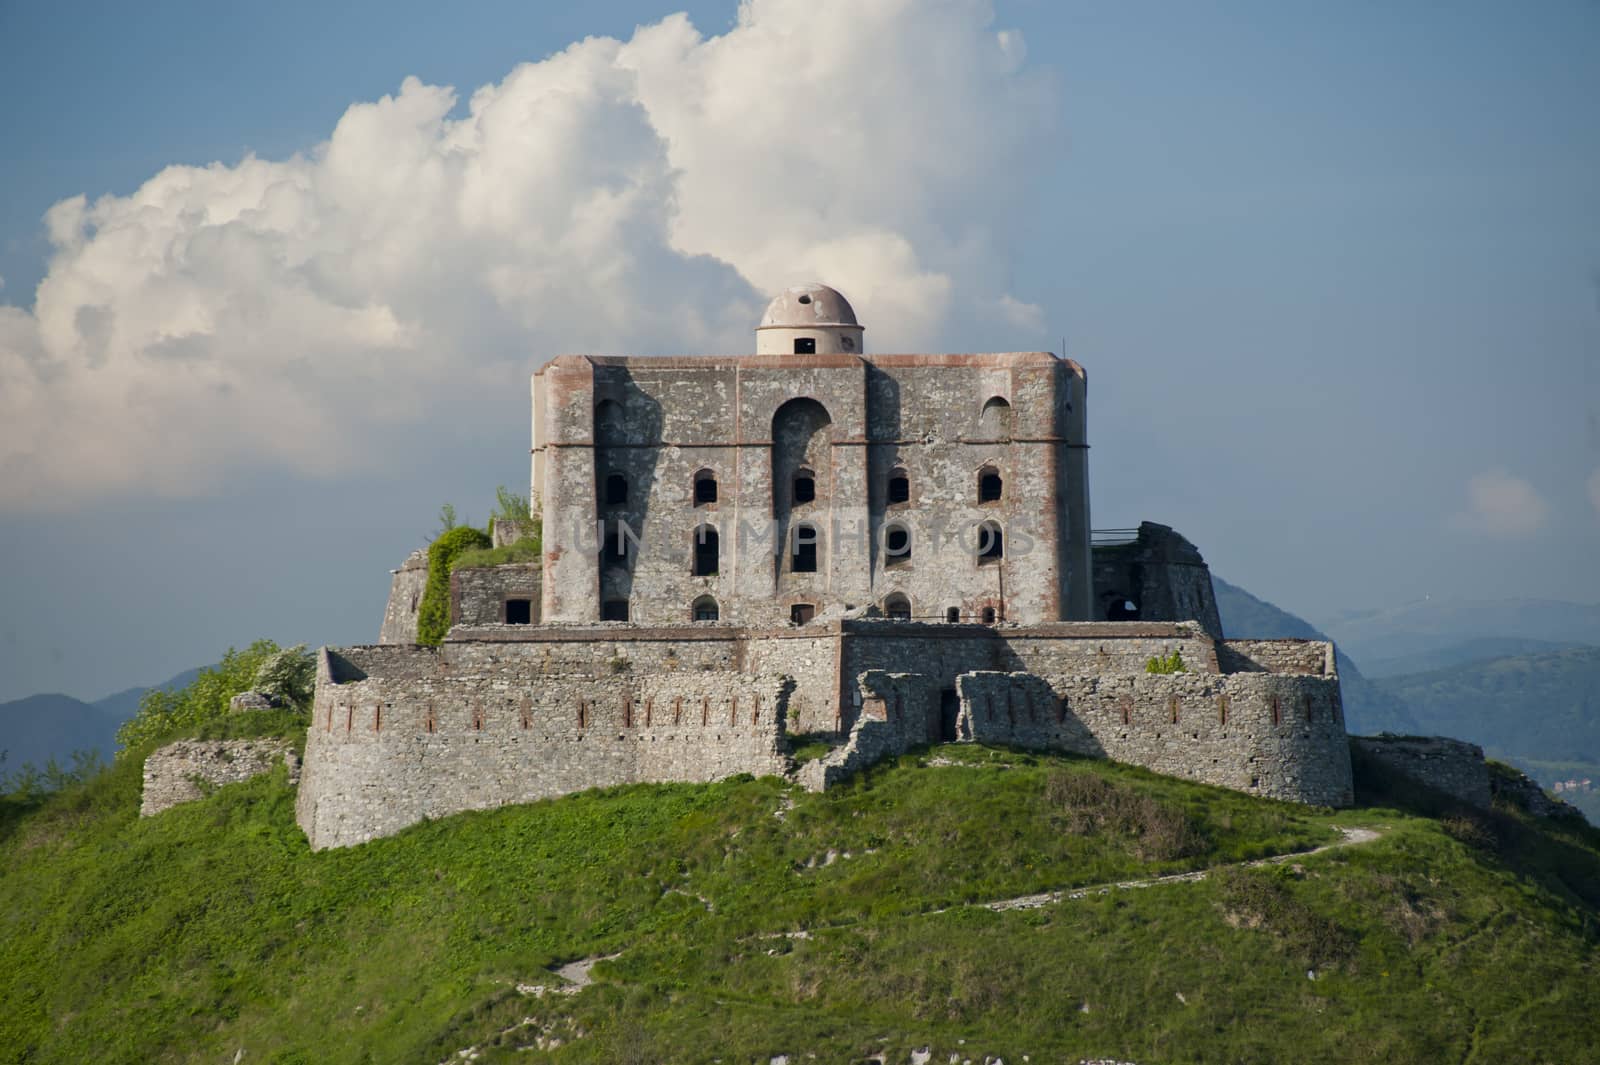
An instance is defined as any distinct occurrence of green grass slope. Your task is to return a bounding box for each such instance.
[2,737,1597,1064]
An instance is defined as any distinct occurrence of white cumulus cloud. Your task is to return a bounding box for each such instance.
[1450,468,1549,538]
[0,0,1051,510]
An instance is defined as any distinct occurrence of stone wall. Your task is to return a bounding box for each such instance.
[1351,735,1492,808]
[532,352,1091,628]
[300,622,1356,848]
[296,646,792,849]
[378,549,428,644]
[451,563,542,627]
[1219,640,1330,676]
[141,739,300,816]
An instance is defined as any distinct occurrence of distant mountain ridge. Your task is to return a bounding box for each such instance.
[0,667,201,775]
[1315,597,1600,666]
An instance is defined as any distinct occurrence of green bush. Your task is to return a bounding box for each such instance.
[1144,649,1187,674]
[114,640,288,754]
[416,525,493,645]
[253,644,315,707]
[453,519,542,571]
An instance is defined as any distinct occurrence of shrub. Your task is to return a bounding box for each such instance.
[253,644,315,709]
[115,640,287,754]
[453,520,543,570]
[416,525,493,645]
[1144,649,1186,674]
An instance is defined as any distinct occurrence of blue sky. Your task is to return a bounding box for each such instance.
[1,0,1596,702]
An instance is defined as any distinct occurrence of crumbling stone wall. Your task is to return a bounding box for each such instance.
[1091,522,1223,636]
[378,549,428,644]
[141,739,300,816]
[1351,735,1492,808]
[295,646,792,849]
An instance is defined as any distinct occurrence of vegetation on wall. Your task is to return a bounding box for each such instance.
[416,525,494,646]
[113,640,312,754]
[1145,648,1187,674]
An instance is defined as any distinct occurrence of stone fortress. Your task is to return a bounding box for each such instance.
[294,284,1356,850]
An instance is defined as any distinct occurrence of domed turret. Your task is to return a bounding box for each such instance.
[756,283,865,355]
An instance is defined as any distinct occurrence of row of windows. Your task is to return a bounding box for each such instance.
[596,395,1018,443]
[600,465,1004,508]
[585,595,1003,625]
[602,521,1004,575]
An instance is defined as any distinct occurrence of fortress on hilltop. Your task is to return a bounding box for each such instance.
[295,283,1354,850]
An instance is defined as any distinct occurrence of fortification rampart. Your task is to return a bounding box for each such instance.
[298,622,1354,848]
[296,645,791,849]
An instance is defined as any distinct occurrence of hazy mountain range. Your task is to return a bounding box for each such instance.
[0,668,200,777]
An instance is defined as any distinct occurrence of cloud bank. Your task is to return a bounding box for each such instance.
[1450,468,1549,538]
[0,0,1050,510]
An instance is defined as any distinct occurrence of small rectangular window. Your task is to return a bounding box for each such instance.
[505,599,532,624]
[790,603,816,625]
[794,337,816,354]
[602,600,629,622]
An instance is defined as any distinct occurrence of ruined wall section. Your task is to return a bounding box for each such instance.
[378,549,428,644]
[1091,522,1223,636]
[1351,735,1491,808]
[142,739,300,816]
[296,645,793,849]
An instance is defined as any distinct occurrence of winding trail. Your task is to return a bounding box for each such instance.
[977,826,1383,913]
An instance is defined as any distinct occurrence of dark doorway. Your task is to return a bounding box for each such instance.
[981,607,996,624]
[505,599,532,625]
[601,600,629,621]
[794,337,816,354]
[692,526,719,576]
[978,468,1003,503]
[888,470,910,504]
[939,689,960,742]
[792,523,819,572]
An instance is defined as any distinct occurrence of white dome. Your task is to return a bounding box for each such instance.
[758,283,860,330]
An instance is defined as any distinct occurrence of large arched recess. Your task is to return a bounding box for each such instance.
[771,397,833,580]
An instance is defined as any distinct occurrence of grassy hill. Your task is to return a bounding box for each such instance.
[3,720,1597,1064]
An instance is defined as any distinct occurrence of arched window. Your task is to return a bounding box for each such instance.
[692,595,719,622]
[977,465,1003,504]
[692,525,719,576]
[884,593,911,621]
[791,522,819,573]
[887,468,910,505]
[946,607,961,623]
[604,472,628,505]
[793,468,816,505]
[693,468,718,506]
[981,607,997,624]
[884,523,911,566]
[978,396,1012,438]
[977,521,1003,564]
